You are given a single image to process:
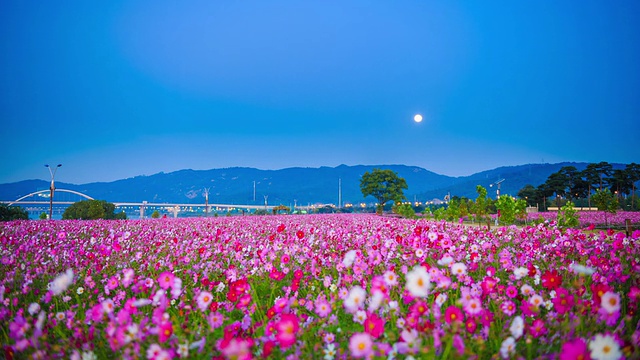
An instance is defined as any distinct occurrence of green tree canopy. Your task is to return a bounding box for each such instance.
[360,169,408,214]
[62,200,127,220]
[0,204,29,221]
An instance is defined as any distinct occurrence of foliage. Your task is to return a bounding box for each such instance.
[591,189,618,226]
[151,210,161,219]
[472,185,489,223]
[62,200,124,220]
[272,205,290,214]
[39,212,48,220]
[360,169,408,214]
[432,206,446,220]
[253,209,269,216]
[494,196,527,225]
[0,203,29,221]
[592,189,618,213]
[557,201,580,229]
[392,203,416,219]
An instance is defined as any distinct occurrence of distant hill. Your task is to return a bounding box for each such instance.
[0,162,629,206]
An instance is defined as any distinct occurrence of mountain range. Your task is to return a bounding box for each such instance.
[0,162,628,206]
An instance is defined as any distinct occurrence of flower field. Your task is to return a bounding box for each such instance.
[1,215,639,359]
[524,211,640,229]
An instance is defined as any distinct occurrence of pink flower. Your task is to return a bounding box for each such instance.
[559,338,591,360]
[501,300,517,316]
[463,298,483,316]
[157,271,175,290]
[275,314,299,349]
[315,299,332,318]
[349,332,373,358]
[197,291,213,312]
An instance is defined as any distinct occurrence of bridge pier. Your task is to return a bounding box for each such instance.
[140,201,147,219]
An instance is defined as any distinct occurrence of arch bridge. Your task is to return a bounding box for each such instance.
[2,189,294,218]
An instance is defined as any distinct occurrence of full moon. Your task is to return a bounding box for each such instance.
[413,114,423,123]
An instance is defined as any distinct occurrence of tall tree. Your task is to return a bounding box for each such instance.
[625,163,640,209]
[360,169,408,214]
[582,162,613,192]
[517,184,537,206]
[472,185,490,223]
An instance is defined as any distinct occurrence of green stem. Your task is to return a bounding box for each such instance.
[441,336,453,360]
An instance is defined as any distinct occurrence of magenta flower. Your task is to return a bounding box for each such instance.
[444,305,464,324]
[275,313,299,349]
[363,312,385,339]
[552,287,575,314]
[560,338,591,360]
[529,318,547,338]
[158,321,173,343]
[157,271,175,290]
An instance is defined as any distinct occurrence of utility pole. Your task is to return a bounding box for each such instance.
[44,164,62,220]
[253,181,256,202]
[338,178,342,208]
[203,187,210,217]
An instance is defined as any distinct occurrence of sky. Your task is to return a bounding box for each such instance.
[1,1,639,185]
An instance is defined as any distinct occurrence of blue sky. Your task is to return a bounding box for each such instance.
[1,1,639,184]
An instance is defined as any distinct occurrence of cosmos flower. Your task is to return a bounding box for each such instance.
[49,269,74,296]
[349,332,373,358]
[197,291,213,312]
[405,265,431,298]
[599,292,621,314]
[344,286,367,313]
[589,333,621,360]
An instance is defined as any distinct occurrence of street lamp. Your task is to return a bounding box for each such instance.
[490,179,505,199]
[45,164,62,219]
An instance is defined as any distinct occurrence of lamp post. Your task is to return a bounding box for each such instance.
[45,164,62,219]
[490,179,505,226]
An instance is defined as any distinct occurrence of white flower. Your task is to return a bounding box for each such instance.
[344,286,366,313]
[177,342,189,358]
[323,343,336,360]
[342,250,357,268]
[521,284,534,296]
[600,292,621,314]
[509,316,524,339]
[368,291,384,312]
[81,350,98,360]
[353,310,367,324]
[133,299,152,307]
[513,267,528,280]
[500,337,516,359]
[570,262,596,275]
[383,271,398,286]
[216,282,226,293]
[529,294,544,308]
[437,256,454,266]
[49,269,74,296]
[589,333,621,360]
[451,262,467,276]
[405,265,431,298]
[435,293,448,307]
[77,287,84,295]
[415,249,424,258]
[28,302,40,315]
